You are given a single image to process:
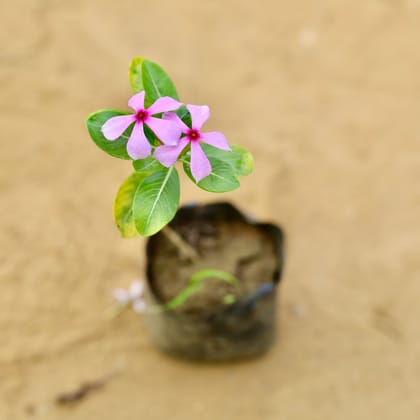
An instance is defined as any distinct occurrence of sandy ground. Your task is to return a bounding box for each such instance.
[1,0,420,418]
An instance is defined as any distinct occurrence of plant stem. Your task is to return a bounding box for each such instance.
[161,225,199,263]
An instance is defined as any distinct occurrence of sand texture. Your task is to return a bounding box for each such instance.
[1,0,419,419]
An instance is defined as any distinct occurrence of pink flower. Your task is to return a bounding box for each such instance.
[154,105,231,182]
[101,91,182,160]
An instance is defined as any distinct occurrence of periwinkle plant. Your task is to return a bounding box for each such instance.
[86,57,253,239]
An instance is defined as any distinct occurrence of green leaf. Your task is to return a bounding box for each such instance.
[190,269,238,285]
[142,60,179,106]
[114,172,151,238]
[132,157,163,172]
[176,105,192,128]
[164,283,201,310]
[133,167,180,236]
[129,57,179,104]
[129,57,145,93]
[223,294,236,305]
[165,269,238,310]
[143,124,158,146]
[183,155,240,193]
[86,110,132,159]
[201,144,254,177]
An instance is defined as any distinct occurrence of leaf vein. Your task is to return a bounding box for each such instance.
[145,168,173,229]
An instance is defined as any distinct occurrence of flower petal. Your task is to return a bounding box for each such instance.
[129,281,144,299]
[146,116,182,146]
[190,142,211,182]
[126,122,151,159]
[200,131,231,151]
[133,298,146,314]
[147,97,182,115]
[128,91,145,111]
[101,115,135,140]
[112,288,130,304]
[163,111,189,132]
[154,137,189,167]
[187,104,210,130]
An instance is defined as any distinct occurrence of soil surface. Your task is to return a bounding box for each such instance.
[2,0,420,419]
[148,205,279,314]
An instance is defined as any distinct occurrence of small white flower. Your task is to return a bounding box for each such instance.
[129,280,144,300]
[132,298,146,314]
[112,280,146,314]
[112,288,130,304]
